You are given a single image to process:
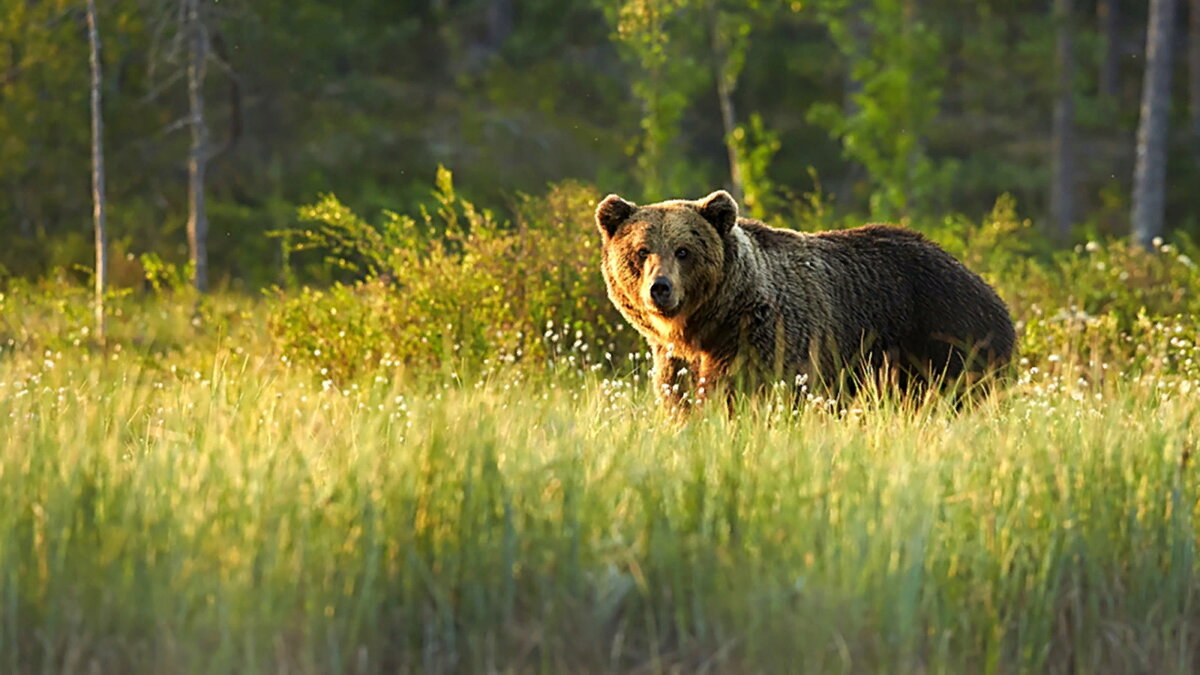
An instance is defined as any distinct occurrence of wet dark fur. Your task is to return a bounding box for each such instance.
[595,191,1016,409]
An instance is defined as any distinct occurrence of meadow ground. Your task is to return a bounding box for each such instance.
[1,291,1198,673]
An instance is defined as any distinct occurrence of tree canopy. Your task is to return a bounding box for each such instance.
[2,0,1197,285]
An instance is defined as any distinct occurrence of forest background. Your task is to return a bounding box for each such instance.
[4,0,1200,289]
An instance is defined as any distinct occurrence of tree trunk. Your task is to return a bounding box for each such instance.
[1131,0,1177,249]
[714,68,742,204]
[1190,0,1200,138]
[709,6,743,204]
[186,0,210,293]
[1098,0,1120,99]
[837,0,870,205]
[86,0,107,343]
[486,0,513,52]
[1051,0,1075,244]
[13,184,32,239]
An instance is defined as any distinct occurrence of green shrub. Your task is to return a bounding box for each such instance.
[1011,235,1200,373]
[1047,236,1200,321]
[269,169,639,381]
[0,274,95,353]
[139,253,193,296]
[1019,308,1200,382]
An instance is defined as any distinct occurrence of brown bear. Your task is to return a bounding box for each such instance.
[594,190,1015,409]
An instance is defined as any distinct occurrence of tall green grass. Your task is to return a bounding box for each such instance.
[2,317,1197,672]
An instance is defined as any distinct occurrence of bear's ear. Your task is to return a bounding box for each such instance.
[595,194,636,239]
[697,190,738,236]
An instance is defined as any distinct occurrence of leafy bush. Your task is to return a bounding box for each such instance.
[139,253,194,296]
[1046,236,1200,321]
[269,169,639,381]
[1019,307,1200,383]
[0,275,94,353]
[1015,236,1200,375]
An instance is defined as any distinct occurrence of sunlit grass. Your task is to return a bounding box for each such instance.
[2,303,1198,672]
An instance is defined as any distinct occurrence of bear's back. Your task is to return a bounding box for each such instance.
[817,223,1015,373]
[737,221,1014,376]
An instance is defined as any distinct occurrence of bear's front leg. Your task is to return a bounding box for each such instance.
[651,342,692,411]
[697,353,733,411]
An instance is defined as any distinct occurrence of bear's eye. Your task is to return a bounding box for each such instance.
[675,247,689,260]
[637,248,650,261]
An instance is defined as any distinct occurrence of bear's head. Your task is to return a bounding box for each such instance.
[594,190,737,332]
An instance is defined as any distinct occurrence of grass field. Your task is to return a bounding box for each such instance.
[2,292,1199,673]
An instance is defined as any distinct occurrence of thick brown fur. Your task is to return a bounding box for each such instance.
[594,190,1016,410]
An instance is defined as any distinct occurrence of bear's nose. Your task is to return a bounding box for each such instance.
[650,277,673,306]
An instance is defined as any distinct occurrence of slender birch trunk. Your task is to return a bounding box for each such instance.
[86,0,108,343]
[185,0,210,292]
[709,6,743,204]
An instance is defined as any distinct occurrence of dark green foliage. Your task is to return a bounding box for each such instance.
[4,1,1199,284]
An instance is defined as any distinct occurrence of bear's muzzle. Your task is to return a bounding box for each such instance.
[648,276,680,314]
